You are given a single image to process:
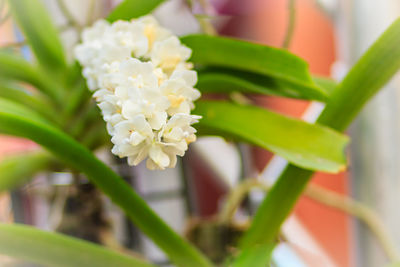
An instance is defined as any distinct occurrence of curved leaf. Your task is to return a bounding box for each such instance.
[232,244,274,267]
[0,50,44,87]
[0,223,154,267]
[194,101,348,173]
[197,68,328,101]
[0,50,62,102]
[312,76,337,96]
[107,0,165,22]
[0,151,52,192]
[7,0,66,72]
[0,84,59,123]
[0,97,53,126]
[0,98,212,267]
[181,34,327,101]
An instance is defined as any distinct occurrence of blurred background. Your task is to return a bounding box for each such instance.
[1,0,400,266]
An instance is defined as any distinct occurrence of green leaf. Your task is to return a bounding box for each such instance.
[0,50,44,87]
[0,97,53,125]
[232,243,274,267]
[194,101,348,173]
[0,151,52,192]
[0,223,154,267]
[239,17,400,252]
[0,50,62,102]
[312,76,337,96]
[7,0,66,72]
[181,34,327,101]
[0,98,212,267]
[318,18,400,131]
[107,0,165,22]
[0,83,59,123]
[197,67,328,101]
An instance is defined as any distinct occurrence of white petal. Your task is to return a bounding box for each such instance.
[131,114,153,136]
[164,127,184,141]
[170,70,198,87]
[129,132,146,145]
[168,101,191,115]
[114,142,139,157]
[93,89,112,101]
[148,111,167,130]
[168,154,177,168]
[98,101,119,117]
[130,145,149,165]
[151,36,191,72]
[114,86,129,100]
[121,100,141,119]
[149,145,170,169]
[146,158,159,170]
[106,122,116,135]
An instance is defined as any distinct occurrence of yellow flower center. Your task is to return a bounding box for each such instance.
[167,95,185,107]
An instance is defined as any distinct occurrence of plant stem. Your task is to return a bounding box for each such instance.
[241,166,312,248]
[193,0,217,35]
[219,179,260,224]
[56,0,81,31]
[305,183,400,262]
[282,0,296,49]
[86,0,96,26]
[221,179,400,262]
[1,40,26,48]
[197,16,217,35]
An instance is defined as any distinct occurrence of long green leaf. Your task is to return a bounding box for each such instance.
[0,223,154,267]
[239,17,400,251]
[0,50,44,88]
[181,34,327,101]
[7,0,66,72]
[0,97,54,126]
[0,84,59,123]
[197,68,329,101]
[195,101,348,173]
[0,98,212,267]
[312,76,337,95]
[0,50,62,102]
[196,68,334,101]
[0,151,52,192]
[107,0,165,22]
[232,243,274,267]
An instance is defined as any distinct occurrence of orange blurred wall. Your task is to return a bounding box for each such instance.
[247,0,351,266]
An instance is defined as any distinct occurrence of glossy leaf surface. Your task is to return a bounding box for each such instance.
[0,50,62,102]
[0,151,51,192]
[194,101,348,173]
[232,244,274,267]
[107,0,165,22]
[0,223,154,267]
[181,35,327,101]
[197,68,329,101]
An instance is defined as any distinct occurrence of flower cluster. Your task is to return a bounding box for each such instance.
[74,16,201,170]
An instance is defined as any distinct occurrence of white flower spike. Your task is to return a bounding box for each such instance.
[75,15,201,170]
